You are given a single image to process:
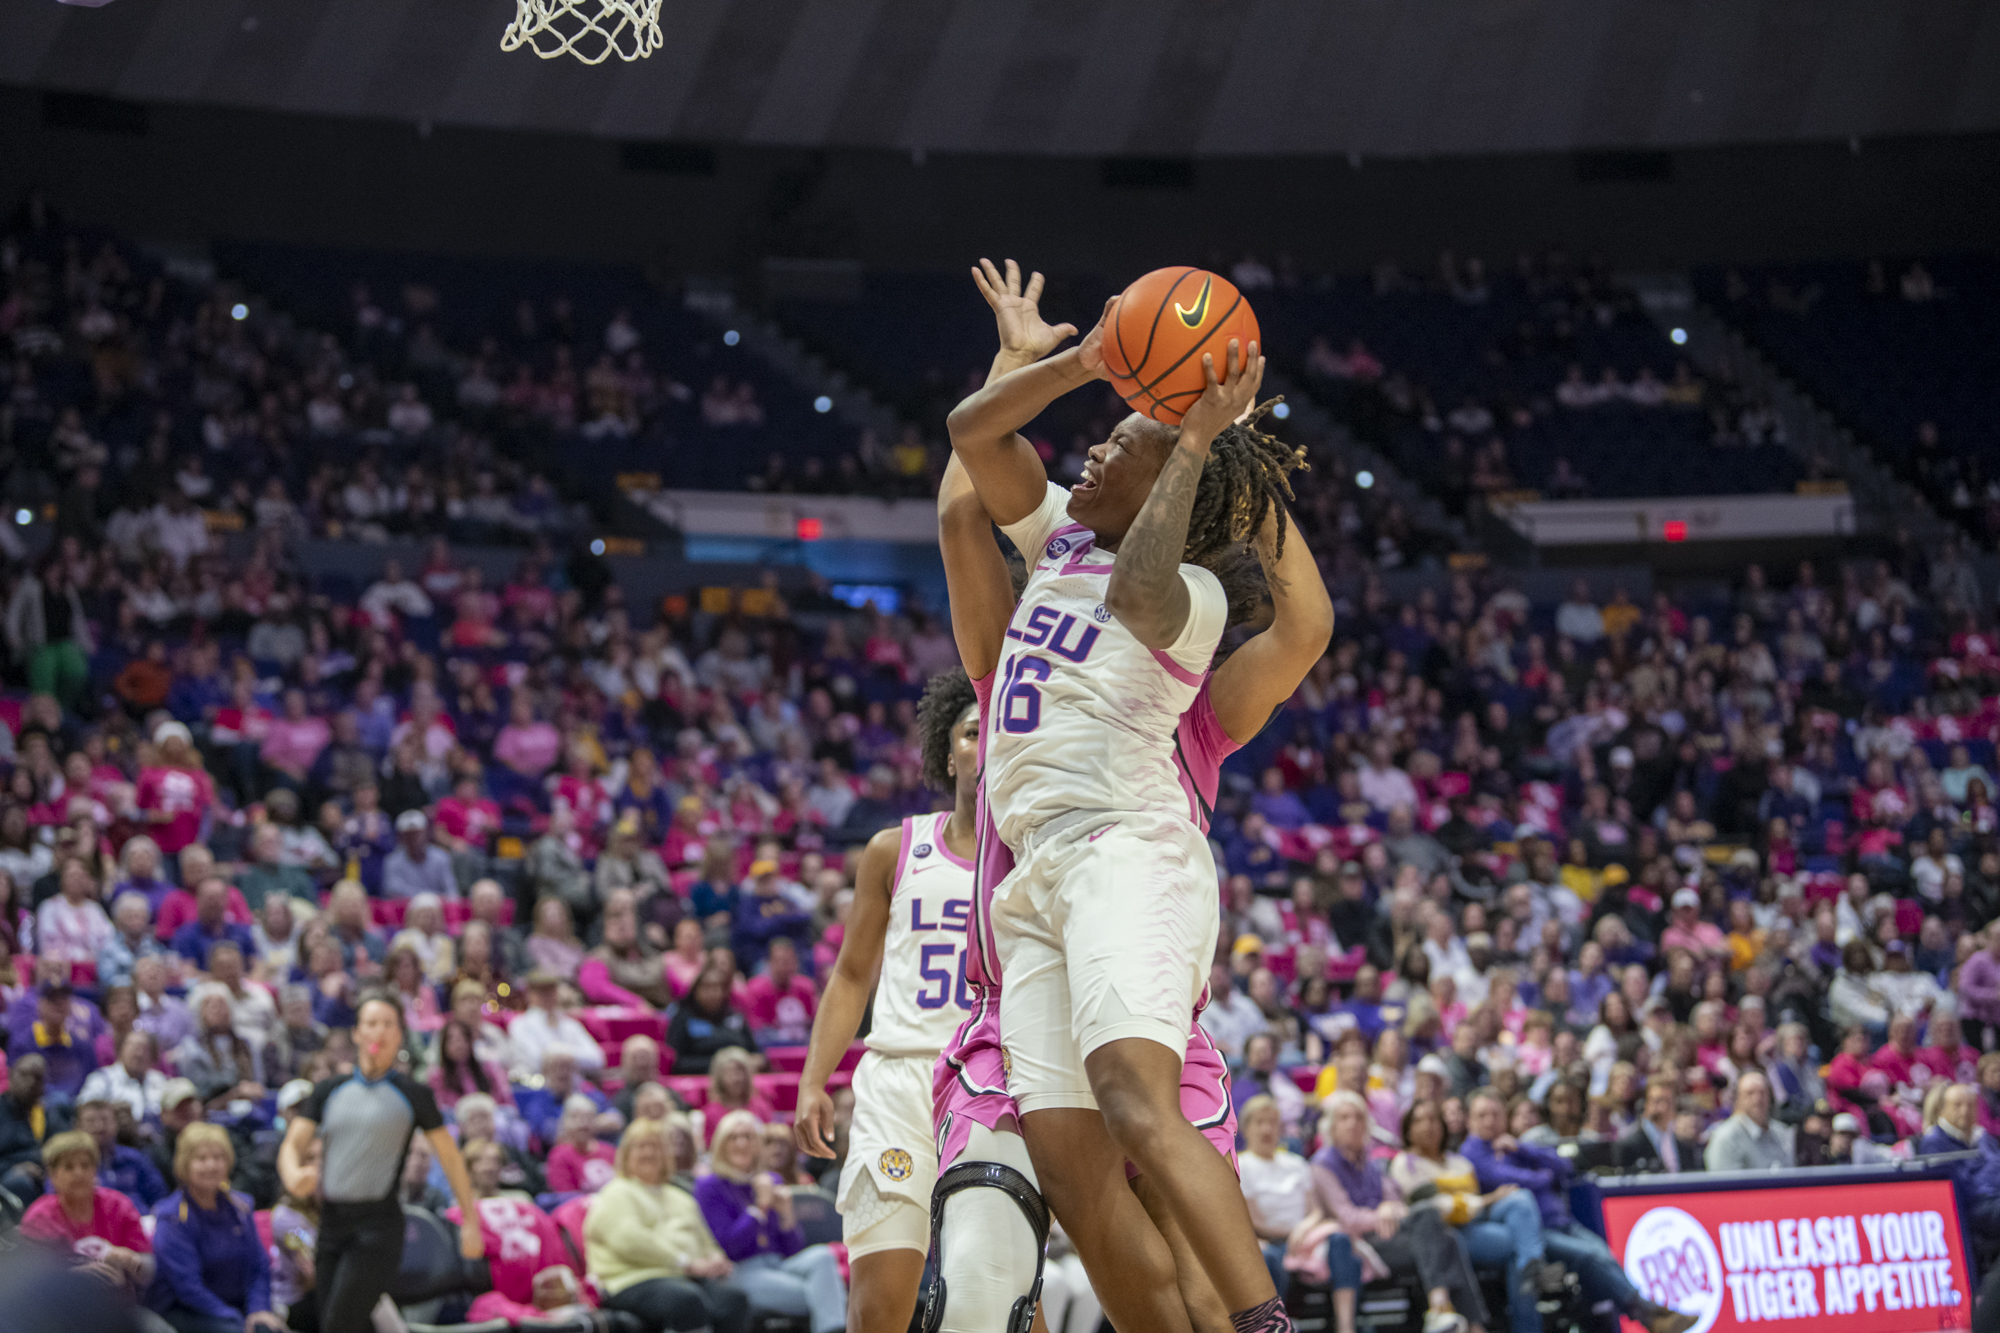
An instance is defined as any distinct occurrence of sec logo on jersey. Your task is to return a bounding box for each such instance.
[1046,537,1072,557]
[878,1148,914,1181]
[912,843,932,858]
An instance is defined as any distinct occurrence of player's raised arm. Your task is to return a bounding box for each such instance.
[1209,502,1334,743]
[1104,340,1264,648]
[936,260,1068,677]
[939,457,1015,681]
[947,259,1109,527]
[794,824,900,1158]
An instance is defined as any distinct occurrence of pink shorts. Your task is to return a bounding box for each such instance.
[934,990,1014,1170]
[934,989,1237,1175]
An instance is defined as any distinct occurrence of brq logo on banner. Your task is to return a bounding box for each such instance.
[1624,1206,1727,1333]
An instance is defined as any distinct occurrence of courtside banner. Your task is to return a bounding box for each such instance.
[1601,1178,1972,1333]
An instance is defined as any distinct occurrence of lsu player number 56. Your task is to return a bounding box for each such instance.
[795,671,982,1332]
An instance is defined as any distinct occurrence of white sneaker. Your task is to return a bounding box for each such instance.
[1422,1310,1469,1333]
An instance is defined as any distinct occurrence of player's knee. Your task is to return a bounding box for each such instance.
[1094,1080,1176,1156]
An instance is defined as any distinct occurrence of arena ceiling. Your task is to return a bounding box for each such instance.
[4,0,1998,158]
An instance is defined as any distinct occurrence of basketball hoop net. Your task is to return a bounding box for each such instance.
[501,0,663,63]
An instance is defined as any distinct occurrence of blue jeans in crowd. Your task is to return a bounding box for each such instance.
[1461,1190,1547,1333]
[1261,1240,1290,1298]
[1543,1220,1640,1311]
[731,1247,847,1333]
[1326,1232,1364,1290]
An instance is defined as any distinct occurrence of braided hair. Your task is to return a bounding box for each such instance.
[1182,398,1308,573]
[916,668,979,793]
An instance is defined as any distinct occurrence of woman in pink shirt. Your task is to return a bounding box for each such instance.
[137,723,223,858]
[20,1130,154,1301]
[260,689,331,784]
[37,859,113,972]
[385,946,445,1033]
[495,694,561,777]
[544,1095,618,1194]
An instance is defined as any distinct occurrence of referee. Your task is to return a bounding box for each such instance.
[279,993,484,1331]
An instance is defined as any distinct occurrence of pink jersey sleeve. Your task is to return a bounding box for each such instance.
[971,673,994,761]
[1174,680,1241,834]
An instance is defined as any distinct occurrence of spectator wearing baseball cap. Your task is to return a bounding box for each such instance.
[383,809,459,902]
[147,1079,206,1187]
[731,858,810,973]
[21,978,99,1098]
[1659,888,1727,963]
[509,972,607,1077]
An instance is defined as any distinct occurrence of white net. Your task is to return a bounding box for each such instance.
[501,0,663,63]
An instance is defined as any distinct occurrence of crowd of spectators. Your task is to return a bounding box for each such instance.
[0,195,624,571]
[13,192,2000,1329]
[3,516,2000,1328]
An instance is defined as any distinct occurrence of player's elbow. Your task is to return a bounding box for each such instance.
[944,397,987,450]
[938,487,991,533]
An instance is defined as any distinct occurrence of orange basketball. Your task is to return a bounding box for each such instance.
[1099,267,1261,424]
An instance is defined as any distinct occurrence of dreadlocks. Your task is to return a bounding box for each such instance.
[1181,397,1308,573]
[916,667,979,794]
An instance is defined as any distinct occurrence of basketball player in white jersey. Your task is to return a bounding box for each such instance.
[793,672,982,1332]
[948,262,1321,1333]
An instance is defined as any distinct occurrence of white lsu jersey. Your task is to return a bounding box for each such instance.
[866,811,977,1057]
[985,482,1228,848]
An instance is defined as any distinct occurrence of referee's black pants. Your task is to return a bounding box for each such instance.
[315,1198,406,1333]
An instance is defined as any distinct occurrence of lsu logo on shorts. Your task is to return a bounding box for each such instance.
[878,1148,914,1181]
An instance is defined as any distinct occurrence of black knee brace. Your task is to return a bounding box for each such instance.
[921,1159,1051,1333]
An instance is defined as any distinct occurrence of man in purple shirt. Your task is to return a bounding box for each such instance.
[1462,1089,1695,1333]
[168,876,257,966]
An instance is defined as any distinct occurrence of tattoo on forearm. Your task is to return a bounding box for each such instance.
[1117,447,1205,610]
[1256,528,1292,597]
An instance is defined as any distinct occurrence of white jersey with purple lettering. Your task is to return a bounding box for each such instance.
[938,678,1243,1170]
[985,482,1228,849]
[835,810,977,1255]
[867,810,976,1059]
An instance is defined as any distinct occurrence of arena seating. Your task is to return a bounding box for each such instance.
[215,239,856,493]
[1256,266,1805,503]
[1696,255,2000,538]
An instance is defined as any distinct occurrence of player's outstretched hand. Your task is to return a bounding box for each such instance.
[1176,338,1264,452]
[1076,295,1119,380]
[972,258,1077,363]
[793,1085,838,1159]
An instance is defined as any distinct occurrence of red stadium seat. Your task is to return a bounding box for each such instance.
[550,1195,592,1267]
[666,1076,709,1109]
[371,898,408,930]
[602,1010,666,1045]
[754,1072,801,1112]
[444,898,514,928]
[764,1046,808,1073]
[837,1044,865,1072]
[1289,1069,1317,1093]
